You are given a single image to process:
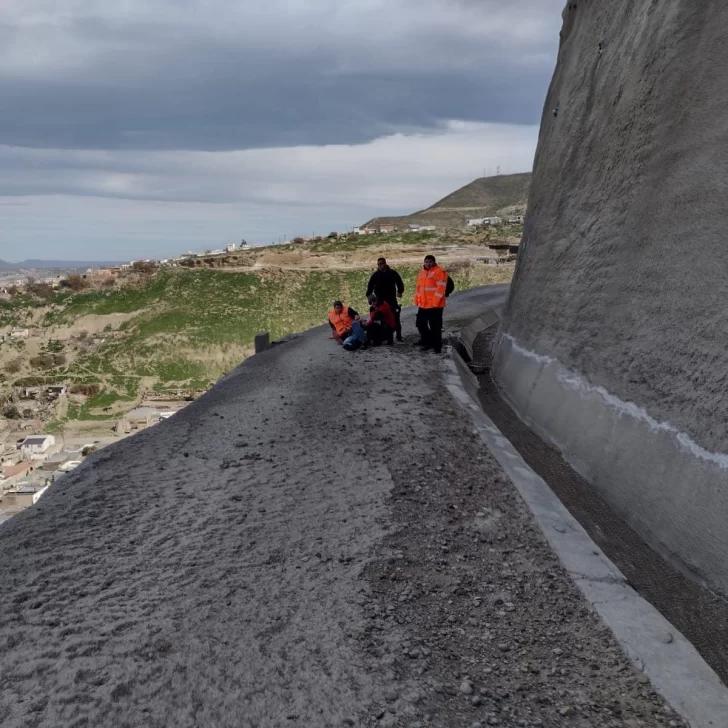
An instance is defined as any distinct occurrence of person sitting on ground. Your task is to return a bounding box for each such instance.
[328,300,360,345]
[363,293,396,346]
[366,257,405,341]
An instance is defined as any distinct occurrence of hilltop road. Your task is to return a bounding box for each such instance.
[0,285,685,728]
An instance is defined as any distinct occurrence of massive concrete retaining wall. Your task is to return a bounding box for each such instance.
[495,2,728,596]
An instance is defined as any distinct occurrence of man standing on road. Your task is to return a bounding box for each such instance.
[414,255,453,354]
[328,300,360,345]
[366,257,405,342]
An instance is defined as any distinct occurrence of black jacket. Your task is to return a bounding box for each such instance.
[366,267,404,304]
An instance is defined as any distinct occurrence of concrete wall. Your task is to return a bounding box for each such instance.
[495,2,728,596]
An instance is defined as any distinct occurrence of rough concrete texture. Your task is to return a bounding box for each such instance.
[497,2,728,595]
[0,287,687,728]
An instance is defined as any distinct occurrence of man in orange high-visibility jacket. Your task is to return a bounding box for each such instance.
[328,300,360,345]
[414,255,454,354]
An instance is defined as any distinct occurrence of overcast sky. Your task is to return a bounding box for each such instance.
[0,0,564,261]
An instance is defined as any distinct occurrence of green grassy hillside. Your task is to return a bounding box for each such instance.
[1,261,512,425]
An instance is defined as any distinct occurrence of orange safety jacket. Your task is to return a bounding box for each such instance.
[329,307,356,336]
[414,265,448,309]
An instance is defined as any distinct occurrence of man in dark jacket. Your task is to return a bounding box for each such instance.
[366,257,405,341]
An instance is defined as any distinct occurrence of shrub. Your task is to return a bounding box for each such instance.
[69,383,101,396]
[103,278,116,288]
[132,261,157,274]
[26,280,55,300]
[66,274,89,292]
[30,354,55,370]
[2,405,20,419]
[3,358,22,374]
[77,330,89,341]
[292,237,305,245]
[53,354,67,366]
[82,446,96,457]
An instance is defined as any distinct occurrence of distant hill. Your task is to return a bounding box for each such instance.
[361,172,531,230]
[0,259,125,270]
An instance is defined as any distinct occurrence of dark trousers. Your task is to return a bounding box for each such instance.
[367,321,394,346]
[416,307,444,352]
[382,299,402,338]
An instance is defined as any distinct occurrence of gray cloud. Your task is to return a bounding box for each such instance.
[0,1,563,259]
[0,0,563,152]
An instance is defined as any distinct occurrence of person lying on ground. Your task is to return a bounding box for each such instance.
[328,300,360,345]
[342,321,368,351]
[366,257,405,341]
[363,293,396,346]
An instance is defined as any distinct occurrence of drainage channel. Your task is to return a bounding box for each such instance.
[469,328,728,689]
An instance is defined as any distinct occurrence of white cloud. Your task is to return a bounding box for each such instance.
[0,120,537,259]
[0,0,559,260]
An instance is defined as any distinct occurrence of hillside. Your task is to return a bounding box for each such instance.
[361,172,531,230]
[0,230,516,431]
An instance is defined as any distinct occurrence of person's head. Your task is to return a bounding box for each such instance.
[333,300,343,313]
[367,293,378,306]
[424,255,436,270]
[377,257,387,272]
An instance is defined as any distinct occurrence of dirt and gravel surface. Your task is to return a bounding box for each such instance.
[0,288,685,727]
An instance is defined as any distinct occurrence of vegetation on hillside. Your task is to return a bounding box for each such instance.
[0,230,515,428]
[359,172,531,230]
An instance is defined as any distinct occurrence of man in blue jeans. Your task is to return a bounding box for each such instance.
[342,320,368,351]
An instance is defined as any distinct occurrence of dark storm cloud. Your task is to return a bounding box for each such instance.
[0,0,564,152]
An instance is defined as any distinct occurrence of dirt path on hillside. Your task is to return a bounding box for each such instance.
[0,291,685,728]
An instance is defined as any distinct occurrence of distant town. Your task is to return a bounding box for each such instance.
[0,403,187,525]
[0,212,526,288]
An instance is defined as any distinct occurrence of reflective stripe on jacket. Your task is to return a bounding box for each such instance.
[414,265,448,309]
[329,307,355,336]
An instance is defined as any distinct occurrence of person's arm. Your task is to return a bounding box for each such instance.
[365,273,376,298]
[329,319,342,342]
[348,307,360,321]
[445,275,455,297]
[394,270,405,297]
[414,274,422,306]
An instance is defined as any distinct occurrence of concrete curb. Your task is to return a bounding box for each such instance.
[461,309,500,358]
[492,333,728,597]
[443,345,728,728]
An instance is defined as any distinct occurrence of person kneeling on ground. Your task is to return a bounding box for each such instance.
[414,254,454,354]
[366,257,405,341]
[363,293,396,346]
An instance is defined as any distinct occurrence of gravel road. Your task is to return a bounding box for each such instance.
[0,287,685,727]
